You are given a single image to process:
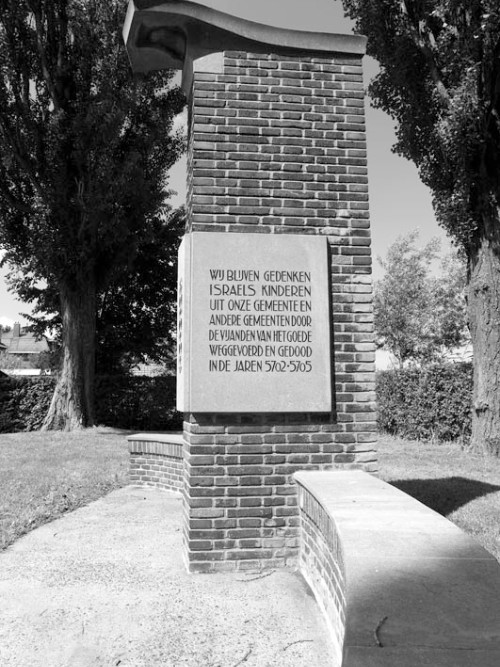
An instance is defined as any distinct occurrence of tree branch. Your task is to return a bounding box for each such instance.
[0,183,34,215]
[0,116,46,203]
[10,73,44,160]
[27,2,61,112]
[490,108,500,137]
[399,0,451,106]
[56,1,68,76]
[483,34,500,144]
[0,12,46,165]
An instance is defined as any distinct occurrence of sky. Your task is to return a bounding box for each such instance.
[0,0,446,327]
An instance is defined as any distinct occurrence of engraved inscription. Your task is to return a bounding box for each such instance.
[177,232,332,413]
[207,268,314,374]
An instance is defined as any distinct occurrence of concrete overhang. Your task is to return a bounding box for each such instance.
[123,0,367,77]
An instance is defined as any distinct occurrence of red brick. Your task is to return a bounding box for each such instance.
[181,47,377,569]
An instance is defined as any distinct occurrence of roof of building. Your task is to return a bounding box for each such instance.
[0,368,49,377]
[131,363,171,377]
[0,326,49,355]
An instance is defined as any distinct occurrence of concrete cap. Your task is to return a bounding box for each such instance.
[294,471,500,659]
[126,432,184,445]
[123,0,366,74]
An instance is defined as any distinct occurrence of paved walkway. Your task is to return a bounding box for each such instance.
[0,487,334,667]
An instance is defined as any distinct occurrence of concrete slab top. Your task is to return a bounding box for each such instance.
[127,432,184,445]
[123,0,366,73]
[295,471,500,656]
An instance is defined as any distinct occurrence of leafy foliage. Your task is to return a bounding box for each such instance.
[0,1,186,427]
[12,207,186,374]
[377,363,473,442]
[0,375,181,433]
[374,231,469,364]
[0,377,54,432]
[432,249,470,351]
[94,376,181,430]
[95,210,185,374]
[375,231,440,363]
[341,0,500,249]
[340,0,500,452]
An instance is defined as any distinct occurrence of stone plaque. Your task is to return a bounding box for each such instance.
[177,232,332,412]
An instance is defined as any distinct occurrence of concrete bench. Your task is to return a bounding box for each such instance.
[128,433,183,493]
[294,470,500,666]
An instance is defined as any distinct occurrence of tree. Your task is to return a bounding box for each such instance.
[374,231,469,365]
[9,207,186,375]
[433,249,470,354]
[340,0,500,453]
[0,1,185,429]
[374,231,439,365]
[95,207,185,374]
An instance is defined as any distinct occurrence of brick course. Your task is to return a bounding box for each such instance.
[184,49,377,572]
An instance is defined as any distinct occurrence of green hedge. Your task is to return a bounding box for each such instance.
[0,377,54,433]
[376,362,473,442]
[3,365,473,440]
[95,376,182,431]
[0,376,182,433]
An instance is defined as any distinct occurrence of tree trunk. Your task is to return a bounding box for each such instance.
[42,282,96,430]
[468,235,500,455]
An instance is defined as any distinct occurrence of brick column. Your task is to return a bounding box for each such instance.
[183,49,377,573]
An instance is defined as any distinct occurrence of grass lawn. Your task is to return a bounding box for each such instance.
[0,428,129,550]
[378,435,500,563]
[1,429,499,564]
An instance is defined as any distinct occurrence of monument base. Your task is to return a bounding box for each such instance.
[183,413,376,573]
[123,1,378,572]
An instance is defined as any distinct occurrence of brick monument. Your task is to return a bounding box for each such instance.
[124,0,377,572]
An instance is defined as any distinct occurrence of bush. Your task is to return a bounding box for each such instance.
[377,362,472,442]
[0,377,54,432]
[95,376,182,431]
[0,375,182,433]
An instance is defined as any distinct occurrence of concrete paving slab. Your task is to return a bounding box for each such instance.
[0,486,335,667]
[345,554,500,650]
[335,510,492,561]
[303,470,409,504]
[344,646,500,667]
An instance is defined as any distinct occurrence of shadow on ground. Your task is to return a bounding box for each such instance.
[389,477,500,516]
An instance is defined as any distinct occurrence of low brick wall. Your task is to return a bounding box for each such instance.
[295,470,500,667]
[128,433,184,493]
[295,480,346,661]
